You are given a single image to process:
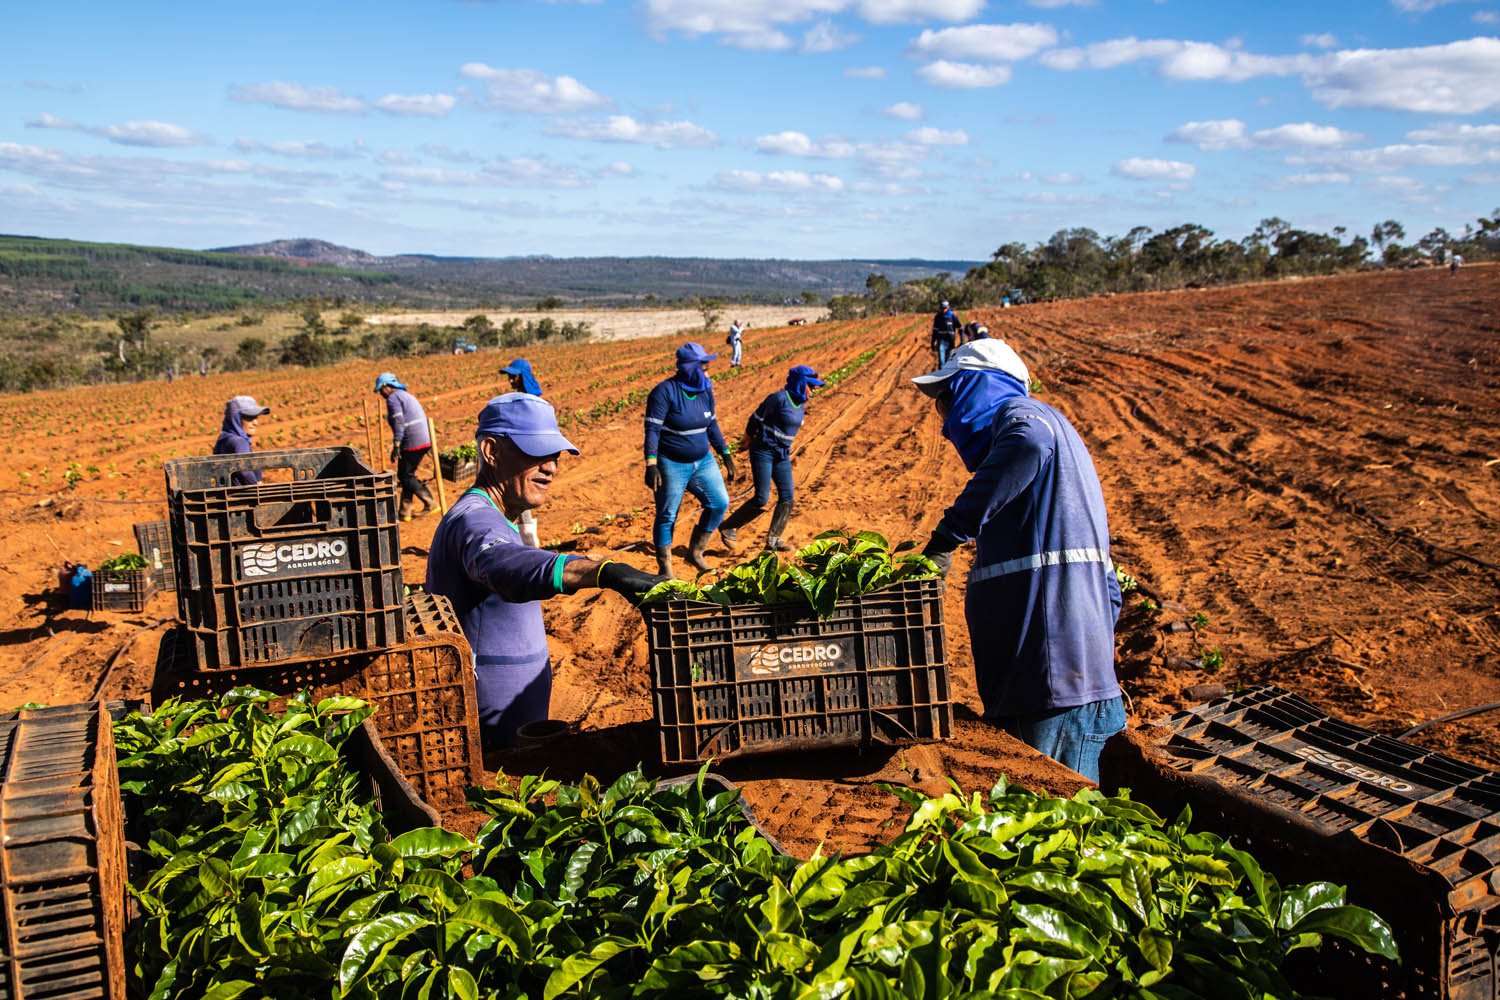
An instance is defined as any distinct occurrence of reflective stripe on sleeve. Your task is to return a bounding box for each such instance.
[970,547,1111,583]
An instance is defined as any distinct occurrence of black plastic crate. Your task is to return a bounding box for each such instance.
[438,453,477,482]
[164,447,405,669]
[89,567,153,614]
[1101,685,1500,1000]
[640,578,951,765]
[132,520,175,592]
[0,703,128,1000]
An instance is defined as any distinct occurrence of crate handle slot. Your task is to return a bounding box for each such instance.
[250,499,336,534]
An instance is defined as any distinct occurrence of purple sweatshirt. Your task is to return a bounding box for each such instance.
[213,405,261,486]
[426,488,576,746]
[385,388,431,451]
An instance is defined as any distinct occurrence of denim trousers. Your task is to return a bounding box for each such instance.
[749,447,794,506]
[653,452,729,548]
[992,696,1126,783]
[731,340,743,366]
[934,338,953,367]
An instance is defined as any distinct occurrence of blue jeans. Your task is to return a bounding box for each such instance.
[934,338,953,367]
[731,339,743,366]
[749,447,794,506]
[653,453,729,549]
[992,696,1126,783]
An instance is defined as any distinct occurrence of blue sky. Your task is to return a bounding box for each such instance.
[3,0,1497,259]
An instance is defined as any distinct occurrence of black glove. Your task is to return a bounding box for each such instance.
[597,561,666,600]
[721,451,737,483]
[922,526,960,577]
[644,464,661,492]
[389,446,400,463]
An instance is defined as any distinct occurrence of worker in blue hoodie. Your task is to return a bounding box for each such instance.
[502,358,543,396]
[374,372,436,521]
[913,339,1123,783]
[213,395,270,486]
[643,342,737,578]
[718,364,825,551]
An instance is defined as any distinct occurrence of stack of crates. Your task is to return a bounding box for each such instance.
[640,577,952,765]
[158,448,483,812]
[1102,685,1500,1000]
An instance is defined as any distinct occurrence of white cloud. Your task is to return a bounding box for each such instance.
[917,60,1014,86]
[1390,0,1459,10]
[845,65,888,78]
[1367,175,1426,195]
[1304,38,1500,113]
[229,81,366,113]
[1272,171,1352,187]
[1324,142,1500,170]
[383,157,591,189]
[458,64,610,114]
[1168,119,1249,151]
[28,113,209,147]
[1476,11,1500,24]
[802,20,860,51]
[904,126,968,145]
[550,115,717,149]
[375,93,457,117]
[715,169,846,193]
[233,139,358,160]
[754,131,861,157]
[377,149,420,165]
[1038,37,1183,71]
[1405,122,1500,142]
[643,0,982,50]
[1169,118,1359,151]
[598,161,635,177]
[883,101,924,119]
[1042,171,1080,184]
[857,0,985,22]
[1301,32,1339,49]
[1254,122,1359,147]
[1113,157,1196,180]
[909,23,1059,61]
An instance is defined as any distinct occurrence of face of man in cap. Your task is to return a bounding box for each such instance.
[479,435,559,517]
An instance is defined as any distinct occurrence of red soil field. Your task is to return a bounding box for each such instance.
[1,264,1495,855]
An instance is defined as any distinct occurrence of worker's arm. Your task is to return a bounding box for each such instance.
[936,413,1055,544]
[386,393,406,448]
[643,382,670,461]
[560,557,665,599]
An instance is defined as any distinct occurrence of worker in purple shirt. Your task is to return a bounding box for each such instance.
[719,364,824,551]
[427,393,664,750]
[643,342,737,577]
[213,395,270,486]
[374,372,436,522]
[914,339,1123,782]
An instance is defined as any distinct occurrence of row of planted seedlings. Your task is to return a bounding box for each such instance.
[118,684,1398,999]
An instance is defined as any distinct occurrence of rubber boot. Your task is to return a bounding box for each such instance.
[399,494,415,523]
[686,527,712,573]
[717,500,766,547]
[765,501,793,552]
[414,482,437,516]
[655,545,674,580]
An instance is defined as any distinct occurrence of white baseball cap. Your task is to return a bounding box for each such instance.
[912,339,1030,397]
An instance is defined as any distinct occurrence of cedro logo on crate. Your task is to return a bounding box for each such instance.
[240,537,351,579]
[743,640,850,677]
[1291,745,1419,794]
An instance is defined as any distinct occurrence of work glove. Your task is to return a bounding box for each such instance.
[644,464,662,492]
[597,560,667,601]
[721,451,737,483]
[389,446,400,463]
[922,525,960,577]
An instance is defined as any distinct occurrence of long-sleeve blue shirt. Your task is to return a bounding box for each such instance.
[643,380,728,463]
[745,390,806,461]
[213,408,261,486]
[940,395,1121,717]
[385,388,431,451]
[425,489,575,739]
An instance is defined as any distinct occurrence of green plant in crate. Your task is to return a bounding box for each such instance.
[98,552,147,573]
[440,441,477,464]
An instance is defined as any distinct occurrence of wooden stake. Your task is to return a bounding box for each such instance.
[426,417,449,516]
[361,397,375,469]
[374,403,387,471]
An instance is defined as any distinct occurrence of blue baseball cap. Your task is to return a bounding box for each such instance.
[676,342,717,364]
[500,359,531,376]
[788,365,825,389]
[475,393,579,457]
[230,395,270,418]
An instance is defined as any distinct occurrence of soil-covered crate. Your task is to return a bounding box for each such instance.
[132,519,175,592]
[90,567,153,613]
[640,578,952,765]
[438,453,477,482]
[1101,685,1500,1000]
[164,447,406,670]
[0,703,128,1000]
[153,594,482,812]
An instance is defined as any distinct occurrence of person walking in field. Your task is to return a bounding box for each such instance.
[502,358,543,396]
[500,359,545,545]
[427,393,664,749]
[643,343,737,577]
[374,372,436,521]
[718,365,825,552]
[931,300,962,366]
[726,319,745,368]
[913,339,1123,783]
[213,395,270,486]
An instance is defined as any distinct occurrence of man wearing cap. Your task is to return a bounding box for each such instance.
[931,300,963,367]
[213,395,270,486]
[643,342,737,577]
[499,359,544,545]
[427,393,665,750]
[914,339,1124,783]
[719,364,825,551]
[374,373,436,521]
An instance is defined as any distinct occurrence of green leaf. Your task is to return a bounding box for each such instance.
[338,912,428,991]
[201,981,255,1000]
[391,826,473,859]
[450,896,532,958]
[1290,906,1399,960]
[542,936,634,999]
[266,732,337,763]
[1277,882,1345,931]
[1137,926,1173,974]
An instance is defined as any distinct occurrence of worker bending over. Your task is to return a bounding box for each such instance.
[914,340,1123,782]
[427,393,663,749]
[719,365,824,552]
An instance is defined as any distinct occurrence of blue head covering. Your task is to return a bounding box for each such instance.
[501,358,543,397]
[374,372,406,392]
[673,342,716,392]
[941,369,1029,472]
[785,365,825,405]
